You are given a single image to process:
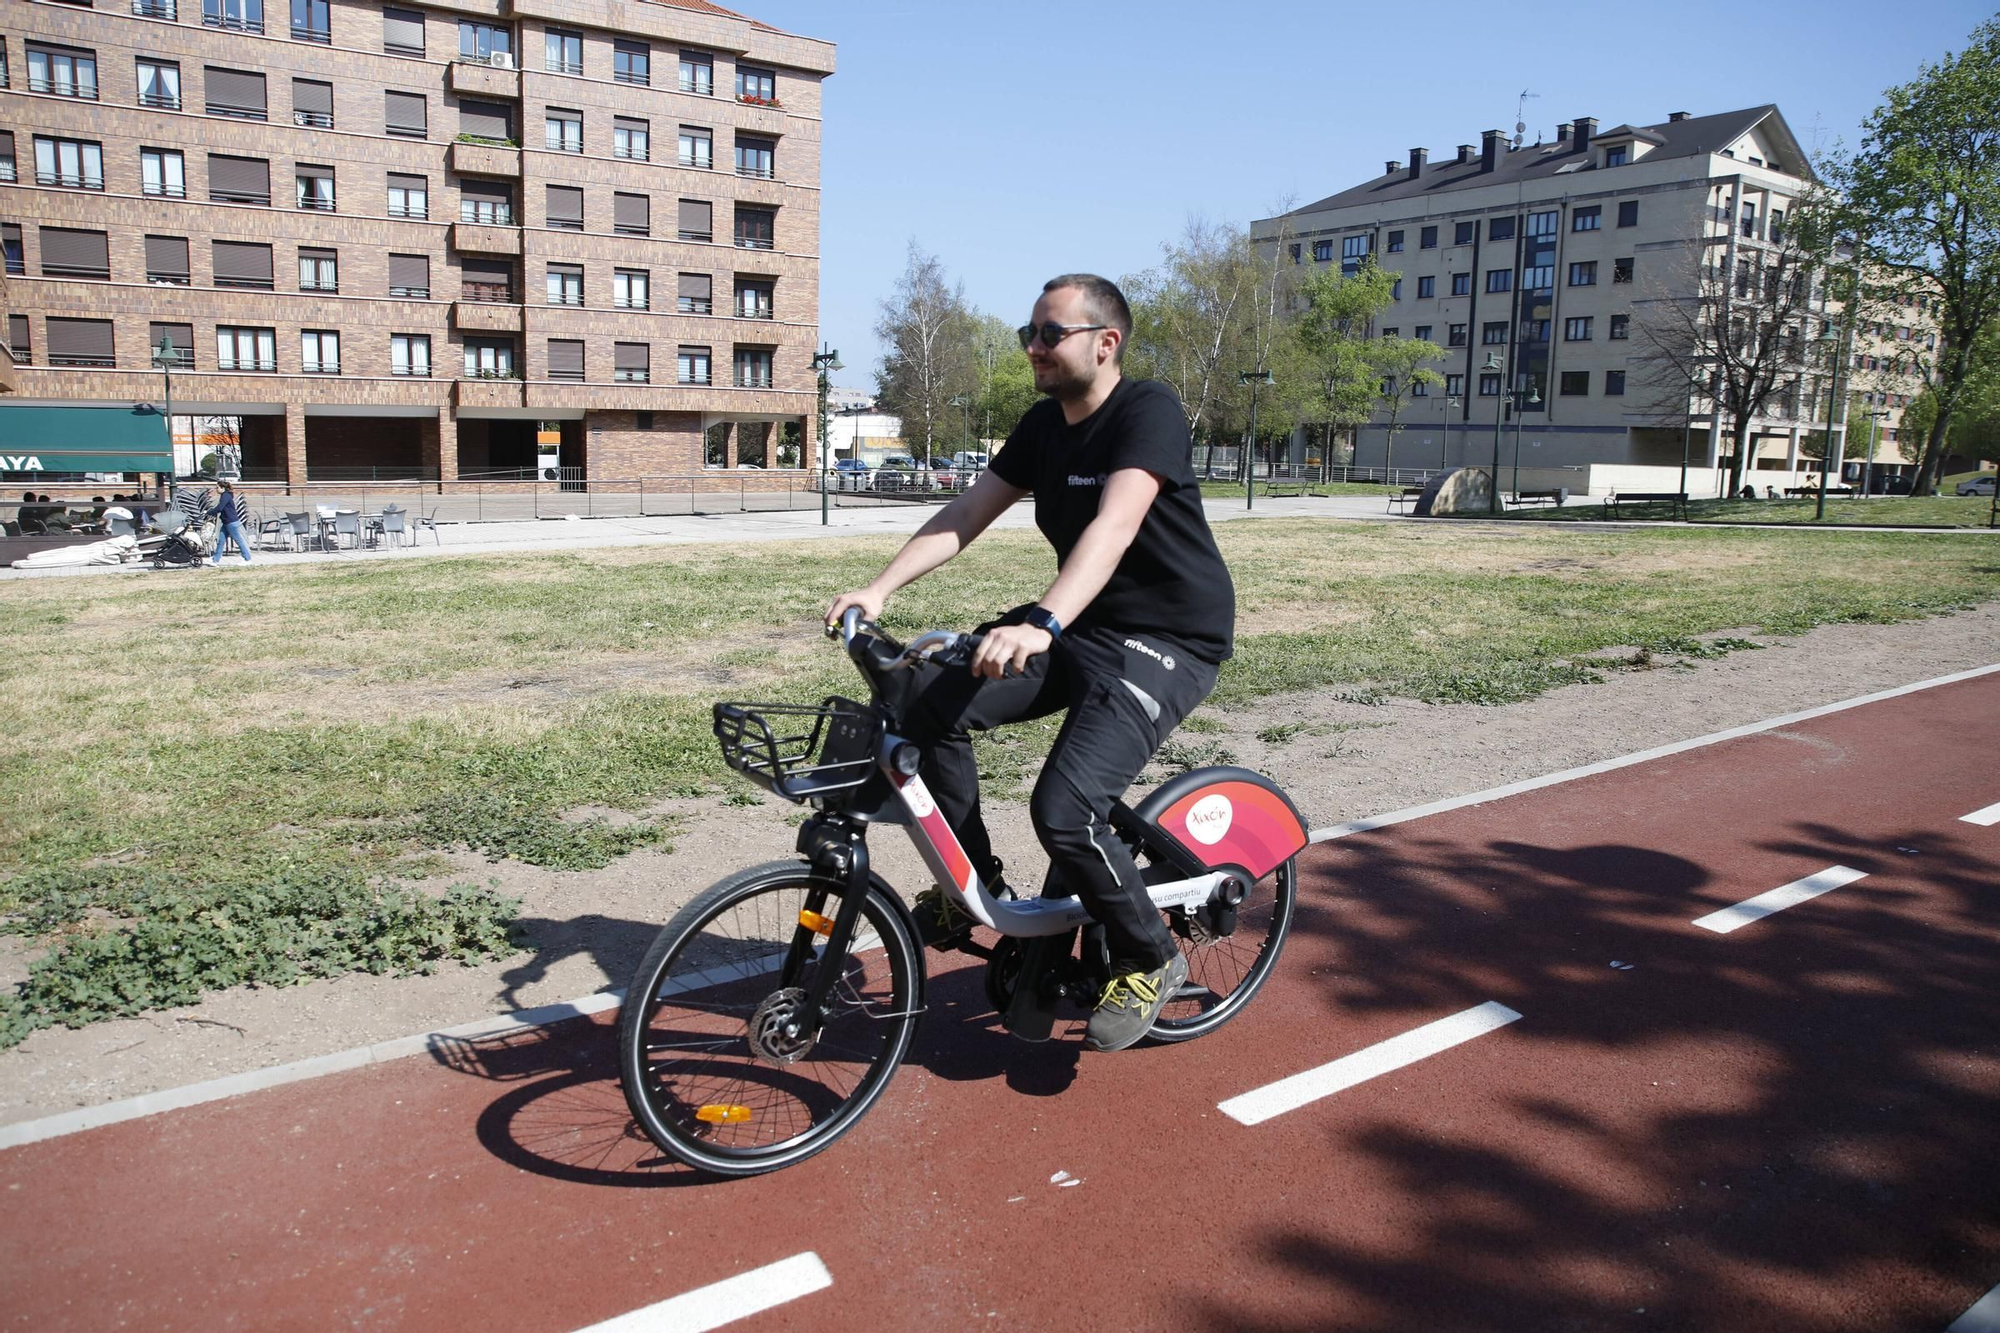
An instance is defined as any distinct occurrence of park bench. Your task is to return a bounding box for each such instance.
[1604,491,1689,519]
[1782,485,1856,498]
[1386,486,1426,513]
[1508,488,1567,509]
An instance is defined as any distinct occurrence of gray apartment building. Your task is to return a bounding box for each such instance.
[1252,106,1920,488]
[0,0,832,486]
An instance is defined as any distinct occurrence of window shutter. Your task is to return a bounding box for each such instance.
[614,38,648,57]
[545,185,583,226]
[388,253,430,292]
[39,227,110,276]
[614,342,649,371]
[46,318,115,362]
[383,7,425,53]
[0,132,13,158]
[384,91,427,134]
[149,321,194,364]
[461,257,512,282]
[615,115,647,136]
[459,100,511,141]
[208,154,270,201]
[388,172,426,194]
[7,316,28,356]
[546,339,584,376]
[205,67,267,116]
[292,78,332,116]
[460,177,510,203]
[296,163,333,182]
[613,192,648,231]
[145,234,190,280]
[677,272,710,300]
[679,199,711,236]
[211,240,274,284]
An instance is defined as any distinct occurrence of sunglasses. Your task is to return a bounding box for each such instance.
[1017,321,1109,350]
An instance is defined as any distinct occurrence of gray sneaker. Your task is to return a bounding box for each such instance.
[911,876,1012,951]
[1083,952,1188,1052]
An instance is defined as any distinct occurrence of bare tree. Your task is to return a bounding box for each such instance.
[874,242,976,463]
[1124,218,1258,445]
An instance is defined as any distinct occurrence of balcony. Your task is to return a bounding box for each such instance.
[28,77,100,101]
[449,59,520,99]
[132,0,176,15]
[451,223,521,256]
[293,110,333,129]
[456,377,524,409]
[449,140,520,177]
[203,11,264,33]
[453,301,522,332]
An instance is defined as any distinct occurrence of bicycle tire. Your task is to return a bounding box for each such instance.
[618,859,924,1177]
[1148,855,1297,1043]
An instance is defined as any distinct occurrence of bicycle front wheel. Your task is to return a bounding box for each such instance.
[618,860,923,1177]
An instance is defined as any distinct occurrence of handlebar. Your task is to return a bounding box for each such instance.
[825,607,980,672]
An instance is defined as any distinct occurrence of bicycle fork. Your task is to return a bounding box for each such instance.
[786,814,888,1037]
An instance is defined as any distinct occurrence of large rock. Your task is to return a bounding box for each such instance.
[1416,466,1498,517]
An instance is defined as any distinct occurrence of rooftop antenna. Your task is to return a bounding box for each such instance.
[1513,89,1540,148]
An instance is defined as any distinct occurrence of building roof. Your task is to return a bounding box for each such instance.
[1286,106,1812,218]
[648,0,781,33]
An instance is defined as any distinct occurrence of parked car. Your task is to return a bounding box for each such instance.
[830,458,872,491]
[1956,475,1997,496]
[872,455,919,491]
[950,452,990,473]
[925,458,959,490]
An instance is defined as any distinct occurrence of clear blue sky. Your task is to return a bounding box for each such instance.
[737,0,1987,390]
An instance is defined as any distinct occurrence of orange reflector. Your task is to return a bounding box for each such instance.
[696,1104,752,1125]
[798,910,834,936]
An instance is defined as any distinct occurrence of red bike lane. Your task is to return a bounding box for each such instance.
[3,674,1997,1332]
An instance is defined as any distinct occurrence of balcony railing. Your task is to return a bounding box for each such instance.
[385,40,423,56]
[459,50,515,68]
[614,369,650,383]
[614,296,649,310]
[392,365,432,377]
[548,218,583,232]
[48,353,117,368]
[677,229,712,243]
[737,93,781,109]
[613,223,649,237]
[388,203,427,219]
[548,368,585,381]
[292,24,330,43]
[141,92,182,110]
[546,57,583,75]
[301,360,340,374]
[28,77,100,100]
[460,204,513,225]
[547,291,583,306]
[679,372,712,385]
[299,279,338,293]
[132,0,177,16]
[296,195,336,211]
[613,145,649,161]
[462,367,522,380]
[388,285,431,299]
[678,298,712,314]
[734,236,775,251]
[293,109,334,128]
[147,271,191,285]
[614,68,649,86]
[215,276,275,290]
[43,263,111,279]
[462,282,512,303]
[737,304,774,320]
[207,100,267,121]
[678,74,712,95]
[204,12,264,33]
[0,162,14,182]
[216,357,277,372]
[678,152,713,170]
[736,163,774,179]
[734,372,773,389]
[211,189,271,205]
[143,182,188,198]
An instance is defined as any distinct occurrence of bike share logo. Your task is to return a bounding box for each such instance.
[1123,637,1176,671]
[901,776,937,819]
[1185,793,1233,845]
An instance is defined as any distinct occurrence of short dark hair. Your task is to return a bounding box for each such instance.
[1043,273,1132,362]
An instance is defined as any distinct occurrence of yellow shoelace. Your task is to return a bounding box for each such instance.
[1099,972,1160,1012]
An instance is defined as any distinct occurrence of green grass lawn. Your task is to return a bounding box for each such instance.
[1500,495,1997,528]
[3,520,1995,1042]
[1197,480,1406,499]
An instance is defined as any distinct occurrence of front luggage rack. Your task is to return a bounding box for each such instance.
[713,698,879,803]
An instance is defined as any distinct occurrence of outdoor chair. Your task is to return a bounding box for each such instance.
[413,508,443,546]
[282,512,316,551]
[376,508,411,548]
[332,512,365,550]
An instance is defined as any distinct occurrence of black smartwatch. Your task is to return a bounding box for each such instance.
[1022,606,1062,640]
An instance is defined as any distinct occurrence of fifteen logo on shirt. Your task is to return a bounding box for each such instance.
[1066,474,1103,487]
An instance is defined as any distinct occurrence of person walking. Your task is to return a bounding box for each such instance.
[209,479,253,565]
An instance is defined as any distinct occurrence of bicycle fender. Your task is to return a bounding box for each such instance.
[1132,766,1310,881]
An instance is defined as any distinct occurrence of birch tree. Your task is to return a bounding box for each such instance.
[874,242,976,463]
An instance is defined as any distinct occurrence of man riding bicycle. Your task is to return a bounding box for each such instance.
[826,273,1235,1052]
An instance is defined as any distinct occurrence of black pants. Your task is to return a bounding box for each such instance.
[903,612,1220,973]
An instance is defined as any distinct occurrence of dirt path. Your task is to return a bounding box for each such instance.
[2,602,1995,1128]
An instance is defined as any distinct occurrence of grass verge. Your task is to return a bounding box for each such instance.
[1497,495,1997,527]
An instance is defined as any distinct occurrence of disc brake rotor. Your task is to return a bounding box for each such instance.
[747,987,816,1065]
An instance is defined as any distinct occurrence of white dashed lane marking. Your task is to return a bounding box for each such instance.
[1218,1001,1523,1127]
[570,1252,832,1333]
[1961,801,2000,827]
[1947,1281,2000,1333]
[1691,866,1868,935]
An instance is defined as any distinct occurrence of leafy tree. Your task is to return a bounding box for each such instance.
[874,242,977,463]
[1124,219,1260,445]
[1836,16,2000,493]
[1289,259,1398,469]
[1368,338,1448,477]
[970,314,1036,446]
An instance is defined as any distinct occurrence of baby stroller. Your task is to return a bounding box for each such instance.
[148,488,219,569]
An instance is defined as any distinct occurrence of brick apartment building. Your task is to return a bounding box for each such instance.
[0,0,832,487]
[1252,106,1931,490]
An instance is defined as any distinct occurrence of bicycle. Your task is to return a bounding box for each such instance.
[618,607,1309,1176]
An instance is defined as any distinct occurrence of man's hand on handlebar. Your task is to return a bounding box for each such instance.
[971,623,1051,680]
[826,588,884,631]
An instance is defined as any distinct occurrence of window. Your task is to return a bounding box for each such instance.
[678,344,711,384]
[1312,239,1333,263]
[1454,221,1475,245]
[734,206,775,250]
[1450,272,1471,296]
[736,65,776,104]
[1391,280,1403,300]
[459,100,513,144]
[1341,234,1370,273]
[613,269,649,310]
[1563,316,1593,342]
[1568,261,1597,287]
[1520,319,1548,342]
[391,333,430,377]
[149,322,193,369]
[705,422,728,467]
[216,325,275,372]
[679,49,713,95]
[295,165,334,211]
[292,0,329,43]
[735,136,775,179]
[300,329,339,374]
[1486,269,1512,293]
[1769,209,1785,244]
[1741,205,1758,238]
[141,148,186,198]
[383,6,424,56]
[677,272,711,314]
[1613,257,1634,284]
[1447,323,1467,347]
[679,199,713,242]
[1445,373,1464,396]
[678,126,713,169]
[1609,313,1630,340]
[1572,206,1601,232]
[205,0,263,34]
[1526,210,1558,238]
[1417,275,1435,298]
[1411,378,1428,397]
[545,109,582,153]
[293,77,333,127]
[134,0,177,18]
[298,246,336,291]
[137,59,181,109]
[613,191,649,236]
[385,91,427,138]
[546,263,583,306]
[736,280,774,319]
[1414,324,1432,341]
[1606,146,1628,167]
[31,135,103,189]
[738,421,771,467]
[1380,328,1398,338]
[1386,230,1404,253]
[614,342,650,382]
[464,338,514,378]
[387,253,429,298]
[1478,373,1500,396]
[144,234,188,284]
[205,66,266,120]
[1617,200,1638,228]
[28,44,99,98]
[1489,216,1515,242]
[1559,370,1589,396]
[735,347,773,388]
[547,339,584,381]
[613,117,649,161]
[545,184,583,230]
[458,21,510,63]
[41,227,110,279]
[212,239,273,289]
[46,318,116,368]
[1482,321,1508,346]
[545,29,582,75]
[1420,226,1437,249]
[388,173,428,219]
[208,153,270,205]
[7,314,30,365]
[613,39,649,85]
[1604,370,1626,396]
[460,258,511,302]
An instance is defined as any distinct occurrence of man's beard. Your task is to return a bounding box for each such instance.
[1035,358,1097,402]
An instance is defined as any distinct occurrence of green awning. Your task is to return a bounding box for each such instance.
[0,406,172,472]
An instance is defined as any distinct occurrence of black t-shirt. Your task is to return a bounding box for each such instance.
[990,377,1234,661]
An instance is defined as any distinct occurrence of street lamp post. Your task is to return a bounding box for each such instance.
[1441,394,1460,471]
[152,334,179,500]
[1484,353,1506,514]
[1239,368,1273,511]
[1860,408,1888,497]
[1509,380,1542,498]
[811,345,842,526]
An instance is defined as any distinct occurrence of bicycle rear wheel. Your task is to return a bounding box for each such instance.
[618,859,923,1177]
[1149,856,1297,1043]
